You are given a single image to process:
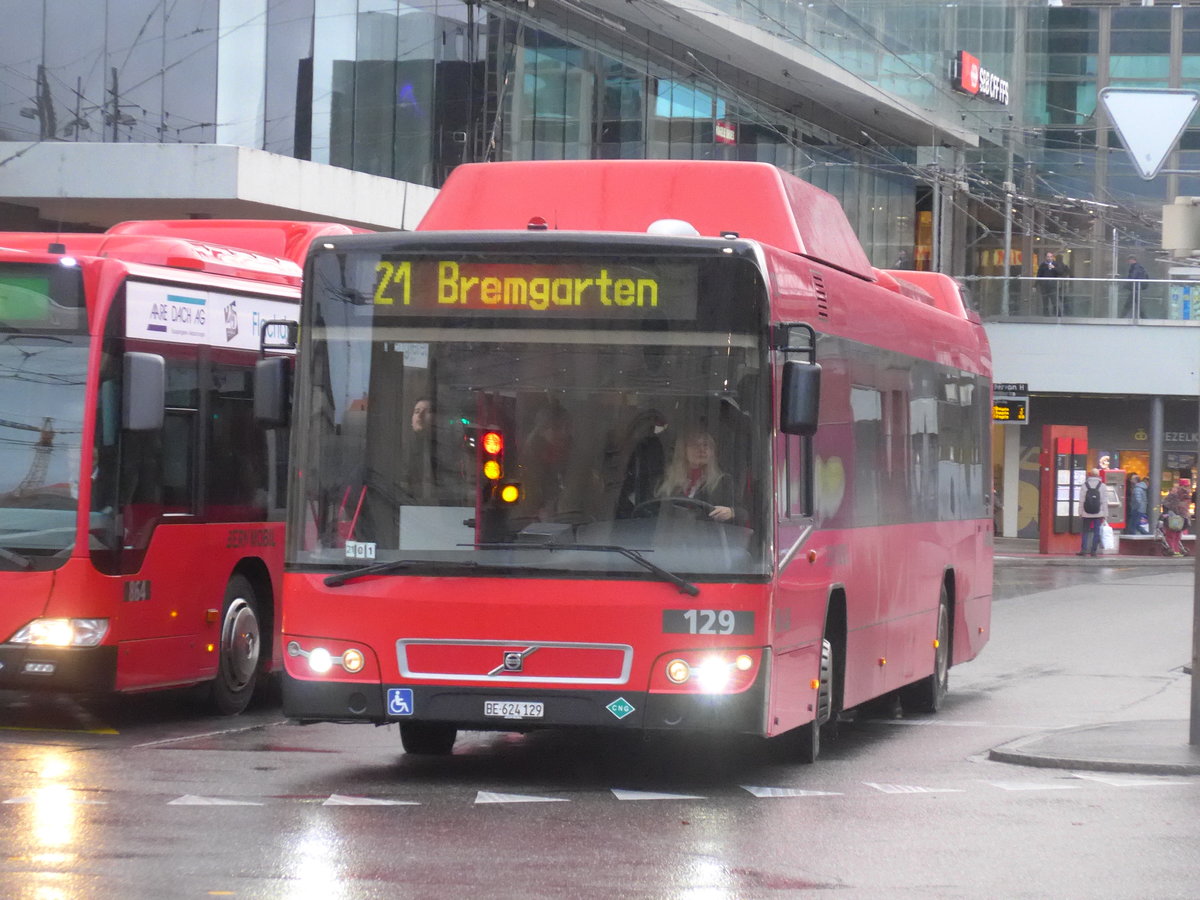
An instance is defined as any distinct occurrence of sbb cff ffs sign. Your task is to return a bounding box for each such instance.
[952,50,1010,106]
[993,397,1028,423]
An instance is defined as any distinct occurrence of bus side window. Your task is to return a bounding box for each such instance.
[120,359,197,553]
[206,364,267,521]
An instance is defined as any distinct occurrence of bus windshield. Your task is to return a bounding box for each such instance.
[0,333,88,567]
[292,246,770,580]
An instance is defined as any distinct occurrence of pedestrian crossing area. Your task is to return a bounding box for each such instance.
[1,772,1194,809]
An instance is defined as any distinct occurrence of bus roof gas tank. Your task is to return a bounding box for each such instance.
[417,160,875,280]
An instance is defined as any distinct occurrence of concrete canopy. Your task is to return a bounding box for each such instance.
[0,142,435,232]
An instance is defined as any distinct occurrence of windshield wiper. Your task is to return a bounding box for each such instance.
[324,558,480,587]
[473,542,699,596]
[0,546,32,570]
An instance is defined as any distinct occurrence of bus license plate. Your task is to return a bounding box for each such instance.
[484,700,544,720]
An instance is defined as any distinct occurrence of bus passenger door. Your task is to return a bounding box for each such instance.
[115,355,202,689]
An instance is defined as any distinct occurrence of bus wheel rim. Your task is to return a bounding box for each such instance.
[221,598,260,690]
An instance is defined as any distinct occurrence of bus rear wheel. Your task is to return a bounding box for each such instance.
[796,637,834,764]
[901,587,950,714]
[400,722,458,755]
[209,574,261,716]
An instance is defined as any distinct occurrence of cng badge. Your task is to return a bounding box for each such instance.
[606,697,635,720]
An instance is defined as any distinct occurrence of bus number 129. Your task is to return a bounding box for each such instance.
[663,609,754,635]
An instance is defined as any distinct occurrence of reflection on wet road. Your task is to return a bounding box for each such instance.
[994,562,1169,601]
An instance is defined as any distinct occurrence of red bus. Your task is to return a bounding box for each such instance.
[0,219,356,713]
[269,160,993,760]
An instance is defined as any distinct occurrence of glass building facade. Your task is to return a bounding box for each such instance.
[2,1,1199,275]
[0,0,1003,269]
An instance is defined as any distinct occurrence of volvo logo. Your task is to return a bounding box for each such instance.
[489,646,539,676]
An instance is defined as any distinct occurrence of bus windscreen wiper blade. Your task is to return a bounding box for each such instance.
[473,542,699,596]
[324,558,479,587]
[0,546,32,570]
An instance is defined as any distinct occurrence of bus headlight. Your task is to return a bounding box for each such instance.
[341,648,365,674]
[287,640,367,676]
[307,647,334,674]
[653,649,762,694]
[695,656,732,692]
[9,618,109,648]
[665,658,691,684]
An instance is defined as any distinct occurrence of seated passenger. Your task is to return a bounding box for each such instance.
[655,428,736,522]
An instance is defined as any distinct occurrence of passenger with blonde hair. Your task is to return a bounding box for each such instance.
[655,429,736,522]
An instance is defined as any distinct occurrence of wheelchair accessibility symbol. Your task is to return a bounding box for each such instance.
[387,688,414,716]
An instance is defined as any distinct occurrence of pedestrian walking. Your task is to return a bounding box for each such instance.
[1121,255,1148,318]
[1161,477,1192,557]
[1076,468,1106,557]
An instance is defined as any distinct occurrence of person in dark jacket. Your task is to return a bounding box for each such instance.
[1036,251,1070,316]
[1121,255,1149,318]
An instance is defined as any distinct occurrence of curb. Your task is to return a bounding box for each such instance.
[988,721,1200,776]
[993,555,1192,568]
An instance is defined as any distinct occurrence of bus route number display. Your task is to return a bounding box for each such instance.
[372,258,699,320]
[992,397,1028,423]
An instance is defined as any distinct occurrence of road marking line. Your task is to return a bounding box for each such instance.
[168,795,264,806]
[872,719,1072,730]
[1070,774,1197,788]
[474,791,568,804]
[985,781,1082,792]
[864,783,965,794]
[611,789,705,800]
[740,786,842,798]
[132,719,289,749]
[0,725,119,736]
[324,794,421,806]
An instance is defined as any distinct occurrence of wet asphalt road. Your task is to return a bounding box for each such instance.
[0,564,1196,898]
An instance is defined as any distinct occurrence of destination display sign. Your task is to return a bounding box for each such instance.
[992,397,1028,423]
[371,258,699,320]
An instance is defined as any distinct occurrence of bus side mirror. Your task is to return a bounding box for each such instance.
[123,352,165,431]
[781,360,821,436]
[254,356,292,428]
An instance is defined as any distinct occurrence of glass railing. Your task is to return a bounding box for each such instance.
[960,277,1200,323]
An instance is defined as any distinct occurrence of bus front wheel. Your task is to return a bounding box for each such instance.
[400,722,458,755]
[796,637,834,764]
[901,587,950,714]
[210,574,262,716]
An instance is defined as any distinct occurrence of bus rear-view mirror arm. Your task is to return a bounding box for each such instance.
[123,352,165,432]
[780,360,821,436]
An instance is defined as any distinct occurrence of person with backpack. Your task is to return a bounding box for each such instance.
[1077,468,1107,557]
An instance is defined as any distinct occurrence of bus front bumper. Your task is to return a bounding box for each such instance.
[0,644,117,693]
[283,669,768,735]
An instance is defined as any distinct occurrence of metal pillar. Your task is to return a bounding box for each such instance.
[1149,396,1164,531]
[1002,425,1021,537]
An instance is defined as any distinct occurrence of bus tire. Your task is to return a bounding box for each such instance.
[209,574,262,716]
[901,586,950,714]
[400,722,458,755]
[796,637,834,764]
